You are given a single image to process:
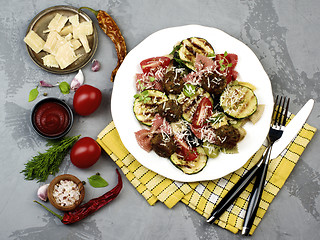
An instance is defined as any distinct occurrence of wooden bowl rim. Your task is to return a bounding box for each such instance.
[47,174,85,211]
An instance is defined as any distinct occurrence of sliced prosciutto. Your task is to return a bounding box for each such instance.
[135,73,164,92]
[134,114,172,152]
[194,54,215,71]
[183,53,238,85]
[135,129,153,152]
[183,54,215,85]
[215,53,238,83]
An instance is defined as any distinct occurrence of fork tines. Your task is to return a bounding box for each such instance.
[273,95,290,127]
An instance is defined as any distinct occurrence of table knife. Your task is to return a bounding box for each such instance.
[207,99,314,225]
[270,99,314,159]
[241,98,314,235]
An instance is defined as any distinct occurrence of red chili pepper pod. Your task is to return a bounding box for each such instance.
[79,7,127,82]
[62,169,123,224]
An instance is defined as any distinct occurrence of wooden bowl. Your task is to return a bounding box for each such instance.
[47,174,85,211]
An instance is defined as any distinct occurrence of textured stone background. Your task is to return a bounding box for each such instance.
[0,0,319,239]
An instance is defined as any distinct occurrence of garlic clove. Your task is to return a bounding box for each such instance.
[70,69,84,91]
[37,184,49,202]
[39,80,54,87]
[91,59,100,72]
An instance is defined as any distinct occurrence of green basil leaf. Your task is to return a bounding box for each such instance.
[59,82,70,94]
[149,76,155,82]
[28,87,39,102]
[88,174,109,188]
[183,84,196,97]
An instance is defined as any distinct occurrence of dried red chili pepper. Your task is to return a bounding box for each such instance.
[79,7,127,82]
[34,169,122,224]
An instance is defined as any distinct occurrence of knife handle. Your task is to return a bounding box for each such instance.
[207,157,264,224]
[242,145,272,235]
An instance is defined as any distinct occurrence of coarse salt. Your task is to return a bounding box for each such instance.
[52,180,80,207]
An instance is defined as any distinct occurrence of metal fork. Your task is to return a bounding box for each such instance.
[242,95,290,235]
[206,96,289,228]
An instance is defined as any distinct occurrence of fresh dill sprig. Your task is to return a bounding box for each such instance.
[21,135,81,182]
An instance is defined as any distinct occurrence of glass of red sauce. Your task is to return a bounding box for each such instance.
[31,98,74,139]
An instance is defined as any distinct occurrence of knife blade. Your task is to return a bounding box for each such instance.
[207,99,314,225]
[270,99,314,159]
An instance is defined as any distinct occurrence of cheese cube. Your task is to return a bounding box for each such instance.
[70,39,82,50]
[64,33,73,41]
[48,13,68,32]
[79,34,90,53]
[73,21,93,39]
[52,37,68,56]
[79,21,93,35]
[43,31,61,53]
[24,30,45,53]
[68,14,79,27]
[59,25,73,35]
[55,42,78,69]
[42,54,59,68]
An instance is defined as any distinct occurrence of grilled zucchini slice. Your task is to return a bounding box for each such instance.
[170,147,207,174]
[176,37,215,71]
[177,87,213,122]
[133,90,168,126]
[220,85,257,119]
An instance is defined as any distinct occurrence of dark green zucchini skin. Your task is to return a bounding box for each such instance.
[133,89,168,126]
[170,147,207,174]
[173,37,215,71]
[220,85,257,119]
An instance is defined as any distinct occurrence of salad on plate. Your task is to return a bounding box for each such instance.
[133,37,264,175]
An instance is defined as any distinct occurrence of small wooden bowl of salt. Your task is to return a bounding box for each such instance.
[47,174,85,211]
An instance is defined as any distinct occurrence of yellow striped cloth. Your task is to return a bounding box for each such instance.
[97,119,316,235]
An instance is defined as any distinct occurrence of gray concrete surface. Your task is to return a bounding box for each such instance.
[1,0,319,239]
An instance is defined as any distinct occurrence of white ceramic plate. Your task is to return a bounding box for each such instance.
[111,25,273,182]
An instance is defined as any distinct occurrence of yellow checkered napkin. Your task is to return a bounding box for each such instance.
[97,120,316,235]
[97,122,199,208]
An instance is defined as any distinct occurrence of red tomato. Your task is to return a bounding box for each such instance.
[70,137,101,168]
[178,147,198,162]
[140,56,170,74]
[174,136,198,161]
[192,97,213,127]
[190,125,203,140]
[73,85,102,116]
[190,124,216,143]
